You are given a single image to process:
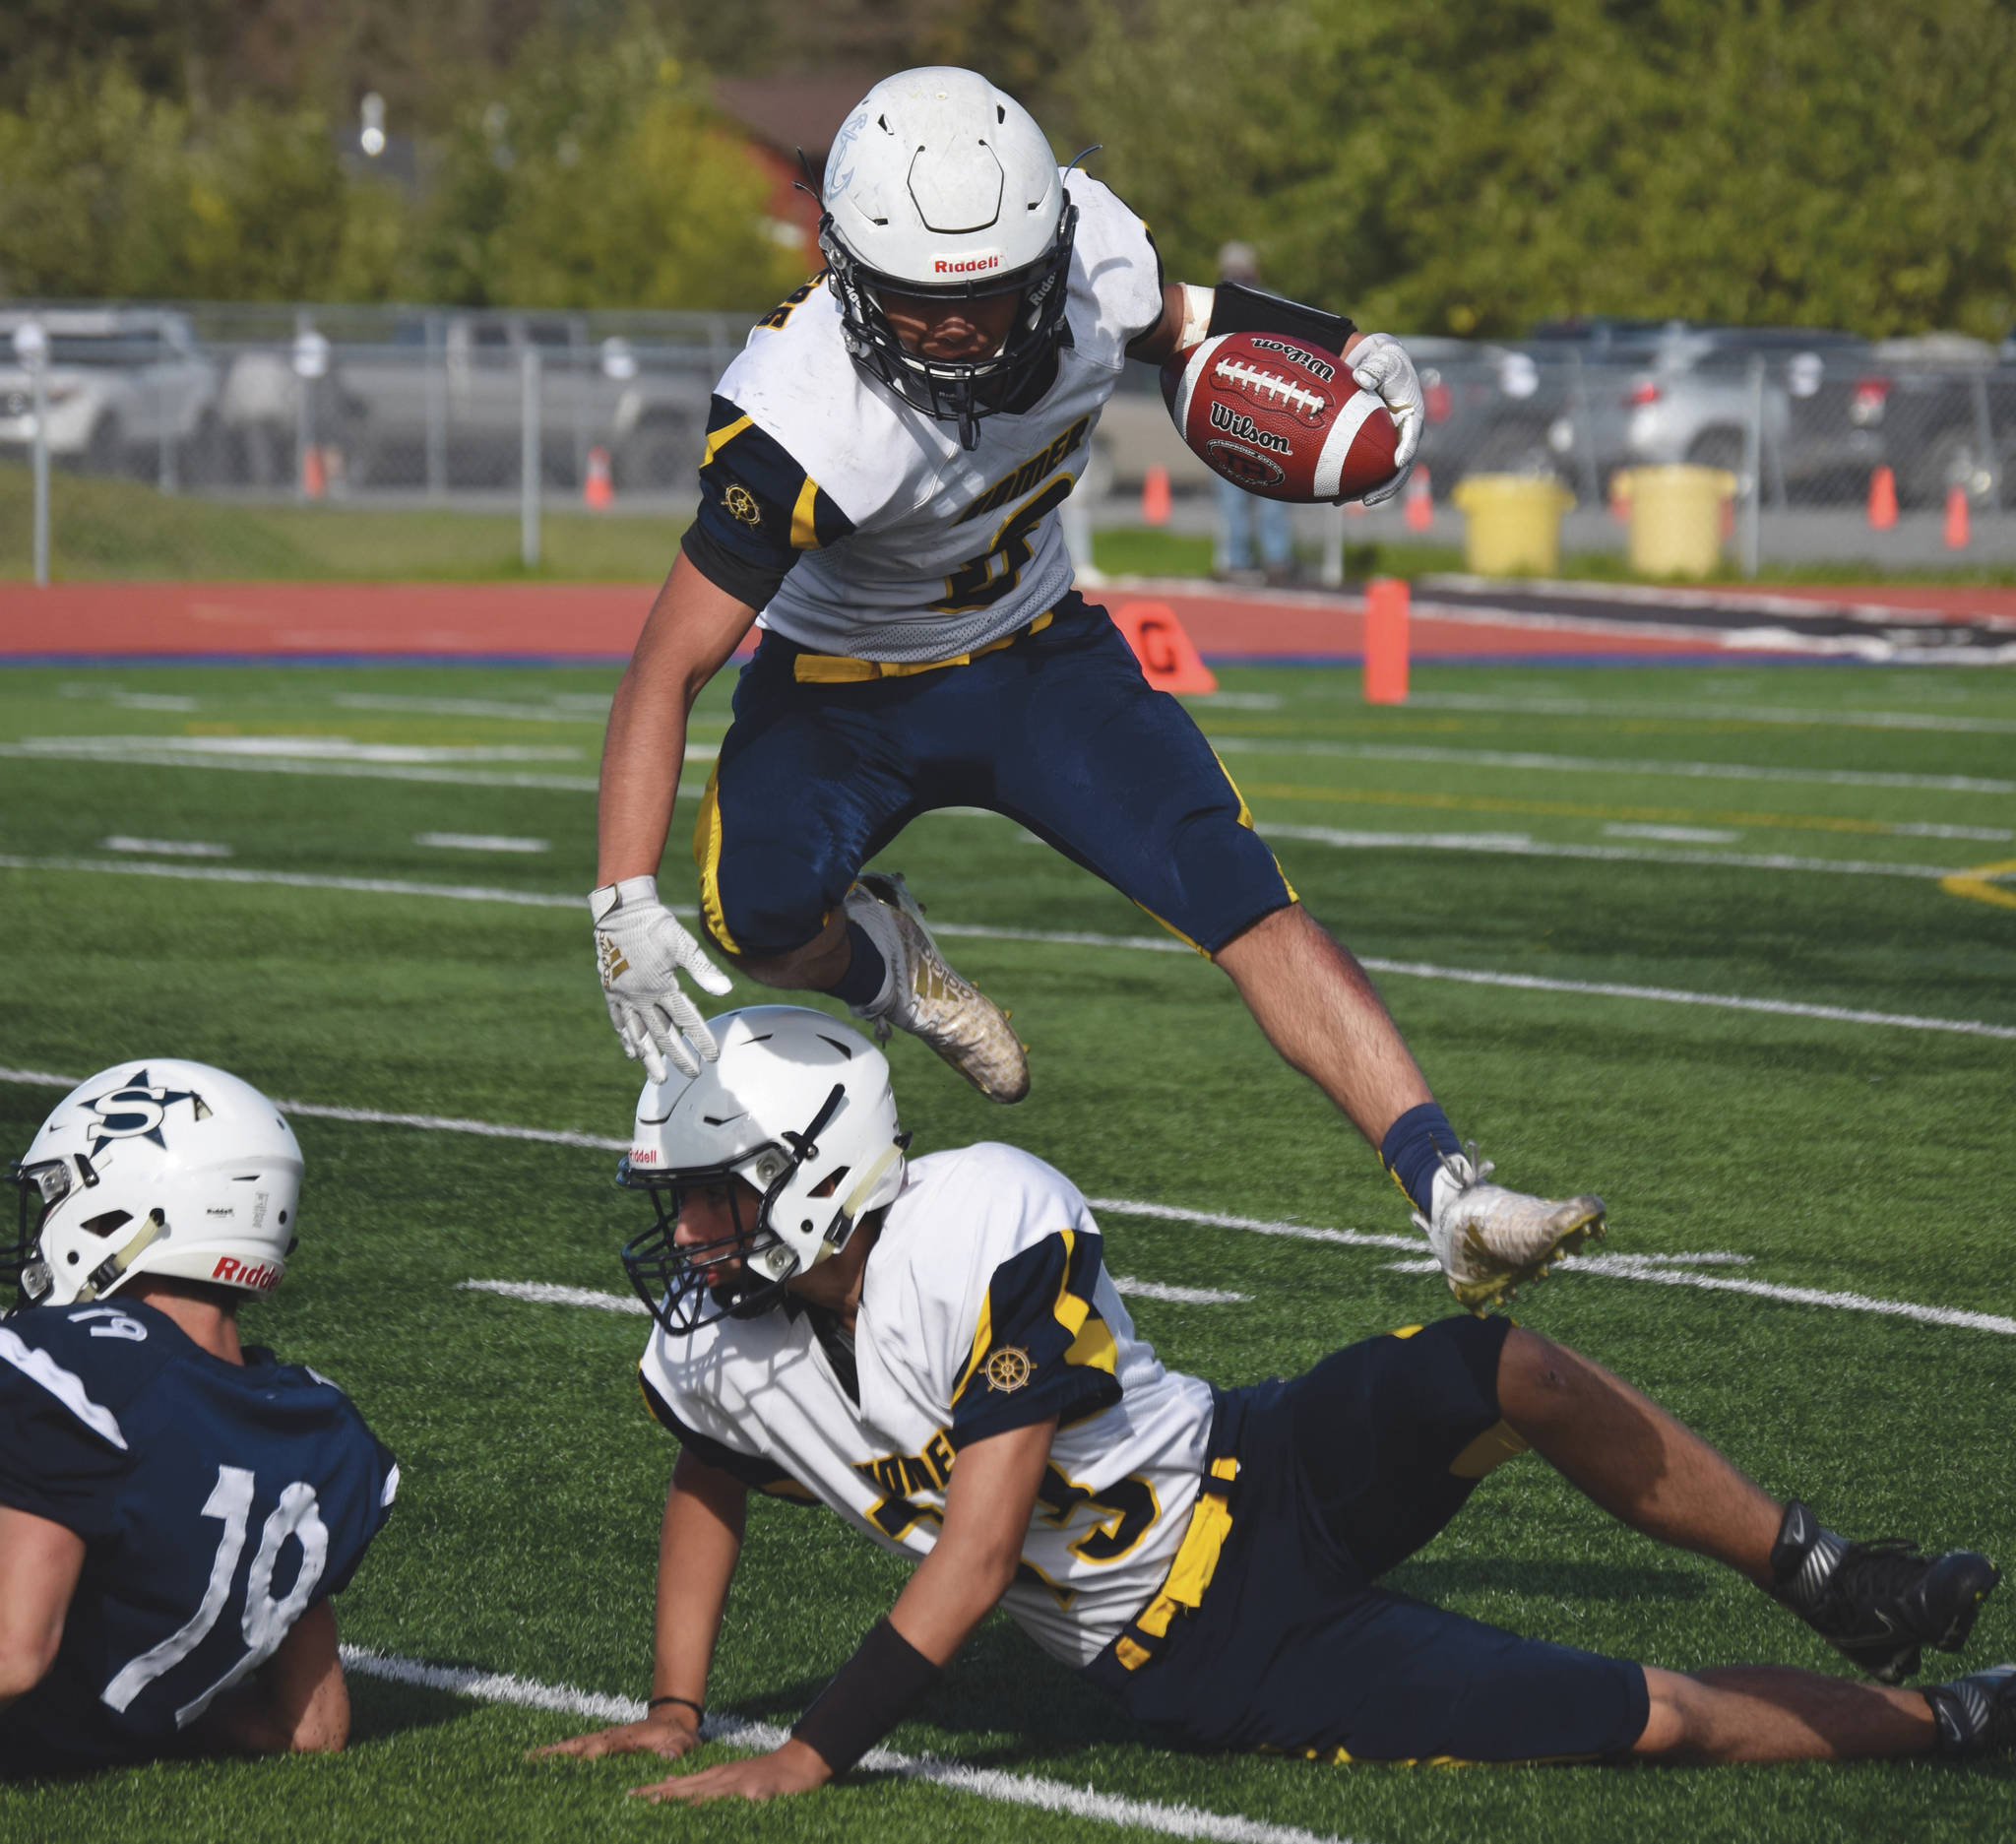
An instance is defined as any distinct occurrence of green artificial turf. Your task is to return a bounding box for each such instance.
[1,659,2012,1842]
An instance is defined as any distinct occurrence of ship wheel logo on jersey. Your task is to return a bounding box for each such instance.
[79,1071,209,1157]
[723,484,763,530]
[983,1345,1034,1393]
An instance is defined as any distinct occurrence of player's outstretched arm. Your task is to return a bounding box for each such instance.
[630,1417,1056,1805]
[534,1448,748,1763]
[591,551,753,1081]
[0,1503,84,1713]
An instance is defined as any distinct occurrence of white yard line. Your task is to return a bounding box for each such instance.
[2,1068,2006,1335]
[2,858,2011,1044]
[18,734,584,764]
[1205,735,2016,797]
[1260,823,1968,881]
[1402,691,2016,736]
[0,739,713,790]
[336,1645,1366,1844]
[414,833,551,854]
[459,1276,1252,1313]
[99,836,233,858]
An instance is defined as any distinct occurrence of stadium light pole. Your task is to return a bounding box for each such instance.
[521,344,541,570]
[13,320,50,586]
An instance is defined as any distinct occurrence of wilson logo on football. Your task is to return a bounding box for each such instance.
[1208,401,1293,455]
[1213,356,1330,426]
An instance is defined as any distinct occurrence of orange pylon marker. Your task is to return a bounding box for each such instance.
[1363,576,1410,705]
[1142,465,1171,527]
[1944,482,1971,549]
[584,445,614,511]
[1111,601,1217,692]
[301,445,327,499]
[1867,465,1898,531]
[1404,465,1434,532]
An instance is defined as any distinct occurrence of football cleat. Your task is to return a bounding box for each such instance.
[1412,1144,1606,1312]
[843,872,1030,1105]
[1924,1663,2016,1759]
[1769,1498,2001,1685]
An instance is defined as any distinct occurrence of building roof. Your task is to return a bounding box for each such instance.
[712,75,875,163]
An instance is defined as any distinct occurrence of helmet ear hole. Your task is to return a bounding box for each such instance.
[81,1209,133,1239]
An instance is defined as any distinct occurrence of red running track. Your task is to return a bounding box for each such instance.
[0,579,1746,664]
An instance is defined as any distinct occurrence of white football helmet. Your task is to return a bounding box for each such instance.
[8,1059,302,1309]
[820,66,1079,448]
[618,1007,908,1333]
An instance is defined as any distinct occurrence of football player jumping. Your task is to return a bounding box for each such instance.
[0,1063,398,1775]
[590,65,1602,1313]
[539,1009,2008,1800]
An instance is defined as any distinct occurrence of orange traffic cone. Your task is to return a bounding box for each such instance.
[584,445,613,511]
[1944,482,1970,549]
[1867,465,1898,531]
[1142,465,1171,527]
[301,444,326,499]
[1363,577,1410,705]
[1111,602,1217,692]
[1404,466,1433,532]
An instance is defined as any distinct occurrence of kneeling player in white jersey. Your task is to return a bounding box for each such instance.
[539,1009,2008,1801]
[589,65,1601,1312]
[0,1062,398,1774]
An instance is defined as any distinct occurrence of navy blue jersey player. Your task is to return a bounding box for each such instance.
[0,1060,396,1773]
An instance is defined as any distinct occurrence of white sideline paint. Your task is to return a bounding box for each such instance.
[19,734,583,765]
[337,1645,1365,1844]
[334,693,614,724]
[1260,824,1969,882]
[1206,734,2016,797]
[1403,691,2016,736]
[459,1275,1253,1312]
[1603,823,1741,845]
[2,857,2012,1044]
[99,836,233,858]
[2,1068,2007,1336]
[0,740,712,790]
[414,832,551,854]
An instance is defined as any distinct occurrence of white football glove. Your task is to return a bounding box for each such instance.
[590,874,734,1083]
[1348,333,1424,508]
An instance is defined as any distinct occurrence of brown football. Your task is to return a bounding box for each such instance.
[1160,331,1400,503]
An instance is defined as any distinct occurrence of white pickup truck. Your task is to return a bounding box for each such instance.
[0,308,221,476]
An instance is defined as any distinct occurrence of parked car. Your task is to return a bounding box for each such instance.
[327,313,715,491]
[1849,334,2015,507]
[0,308,221,477]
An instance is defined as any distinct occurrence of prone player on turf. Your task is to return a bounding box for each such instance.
[539,1009,2008,1800]
[0,1063,398,1774]
[590,64,1603,1314]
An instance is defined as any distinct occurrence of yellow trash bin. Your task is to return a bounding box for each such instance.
[1612,466,1737,579]
[1449,474,1576,576]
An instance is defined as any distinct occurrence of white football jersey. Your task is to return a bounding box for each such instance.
[705,173,1163,664]
[637,1142,1215,1669]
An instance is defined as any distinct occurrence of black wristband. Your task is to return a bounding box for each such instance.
[647,1693,704,1722]
[789,1618,941,1775]
[1207,280,1357,358]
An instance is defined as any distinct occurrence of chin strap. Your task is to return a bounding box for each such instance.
[837,1143,905,1229]
[78,1209,164,1304]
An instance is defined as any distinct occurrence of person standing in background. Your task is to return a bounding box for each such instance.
[1212,242,1298,586]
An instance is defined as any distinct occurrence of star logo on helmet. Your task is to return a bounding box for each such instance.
[78,1070,207,1157]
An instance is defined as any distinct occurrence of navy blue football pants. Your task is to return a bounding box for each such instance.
[1084,1316,1653,1762]
[692,595,1294,959]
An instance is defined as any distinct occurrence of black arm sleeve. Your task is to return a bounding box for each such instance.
[1207,280,1356,357]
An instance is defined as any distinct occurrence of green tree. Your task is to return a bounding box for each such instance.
[1062,0,2016,339]
[416,30,809,309]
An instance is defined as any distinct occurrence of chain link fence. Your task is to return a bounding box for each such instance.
[4,300,2013,550]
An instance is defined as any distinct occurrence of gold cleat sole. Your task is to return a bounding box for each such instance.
[1447,1197,1607,1315]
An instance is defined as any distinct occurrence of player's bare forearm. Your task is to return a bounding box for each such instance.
[534,1450,746,1762]
[888,1416,1056,1663]
[0,1503,83,1710]
[1125,283,1365,365]
[597,551,756,886]
[204,1600,348,1754]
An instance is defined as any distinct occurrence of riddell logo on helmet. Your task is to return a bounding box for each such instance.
[933,254,1002,275]
[212,1255,281,1291]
